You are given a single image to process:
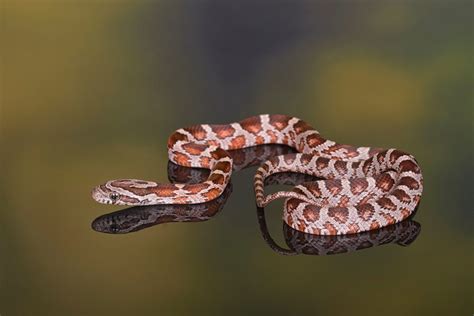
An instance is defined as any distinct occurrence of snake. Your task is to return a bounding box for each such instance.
[92,114,423,235]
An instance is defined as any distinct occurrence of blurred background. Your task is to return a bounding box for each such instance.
[1,1,472,315]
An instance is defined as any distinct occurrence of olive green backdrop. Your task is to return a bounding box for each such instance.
[1,1,472,315]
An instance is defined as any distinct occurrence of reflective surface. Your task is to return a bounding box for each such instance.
[2,1,472,315]
[259,208,421,256]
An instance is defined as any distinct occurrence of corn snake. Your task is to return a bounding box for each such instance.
[91,114,423,235]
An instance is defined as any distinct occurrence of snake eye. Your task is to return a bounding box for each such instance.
[109,193,119,202]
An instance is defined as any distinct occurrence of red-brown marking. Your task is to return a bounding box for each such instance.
[173,196,192,204]
[350,178,368,195]
[399,177,420,190]
[399,160,419,172]
[338,196,350,207]
[199,156,211,168]
[153,184,179,197]
[240,116,262,134]
[362,160,372,175]
[285,198,300,211]
[376,174,395,192]
[228,135,246,149]
[356,203,375,221]
[328,207,349,223]
[303,205,319,222]
[167,132,189,148]
[339,144,359,158]
[183,126,207,141]
[382,213,396,225]
[310,227,321,234]
[266,130,278,143]
[182,183,211,194]
[347,223,360,234]
[326,180,343,195]
[214,161,232,173]
[208,173,226,185]
[389,150,405,164]
[120,195,141,204]
[378,197,397,210]
[173,152,191,166]
[211,125,236,138]
[203,187,222,200]
[324,222,338,235]
[207,140,219,147]
[284,154,296,165]
[255,135,265,145]
[316,158,329,170]
[293,120,312,134]
[306,134,324,147]
[400,207,411,219]
[334,161,348,174]
[269,114,290,131]
[210,149,227,160]
[297,220,306,232]
[300,154,312,165]
[304,183,322,197]
[182,143,206,155]
[392,189,411,203]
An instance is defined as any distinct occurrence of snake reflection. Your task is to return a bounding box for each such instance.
[92,145,421,255]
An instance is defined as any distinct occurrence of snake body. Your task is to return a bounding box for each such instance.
[92,114,423,235]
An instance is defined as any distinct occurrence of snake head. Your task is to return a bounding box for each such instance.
[92,179,156,205]
[91,182,123,205]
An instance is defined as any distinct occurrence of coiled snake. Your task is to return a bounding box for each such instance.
[92,114,423,235]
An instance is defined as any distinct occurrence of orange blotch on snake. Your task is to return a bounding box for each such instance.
[376,174,395,192]
[306,133,324,147]
[392,189,411,203]
[184,126,207,140]
[266,131,278,143]
[269,114,290,131]
[227,135,246,149]
[173,152,191,166]
[168,132,188,148]
[328,207,349,224]
[350,179,369,195]
[154,184,178,197]
[378,197,397,210]
[208,173,226,185]
[356,203,375,221]
[324,223,338,235]
[303,206,320,222]
[212,125,236,138]
[182,183,211,194]
[203,188,222,200]
[182,143,206,155]
[240,116,263,134]
[214,161,232,173]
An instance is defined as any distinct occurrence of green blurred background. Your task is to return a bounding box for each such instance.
[1,1,472,315]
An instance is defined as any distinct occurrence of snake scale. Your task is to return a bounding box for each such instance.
[92,114,423,235]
